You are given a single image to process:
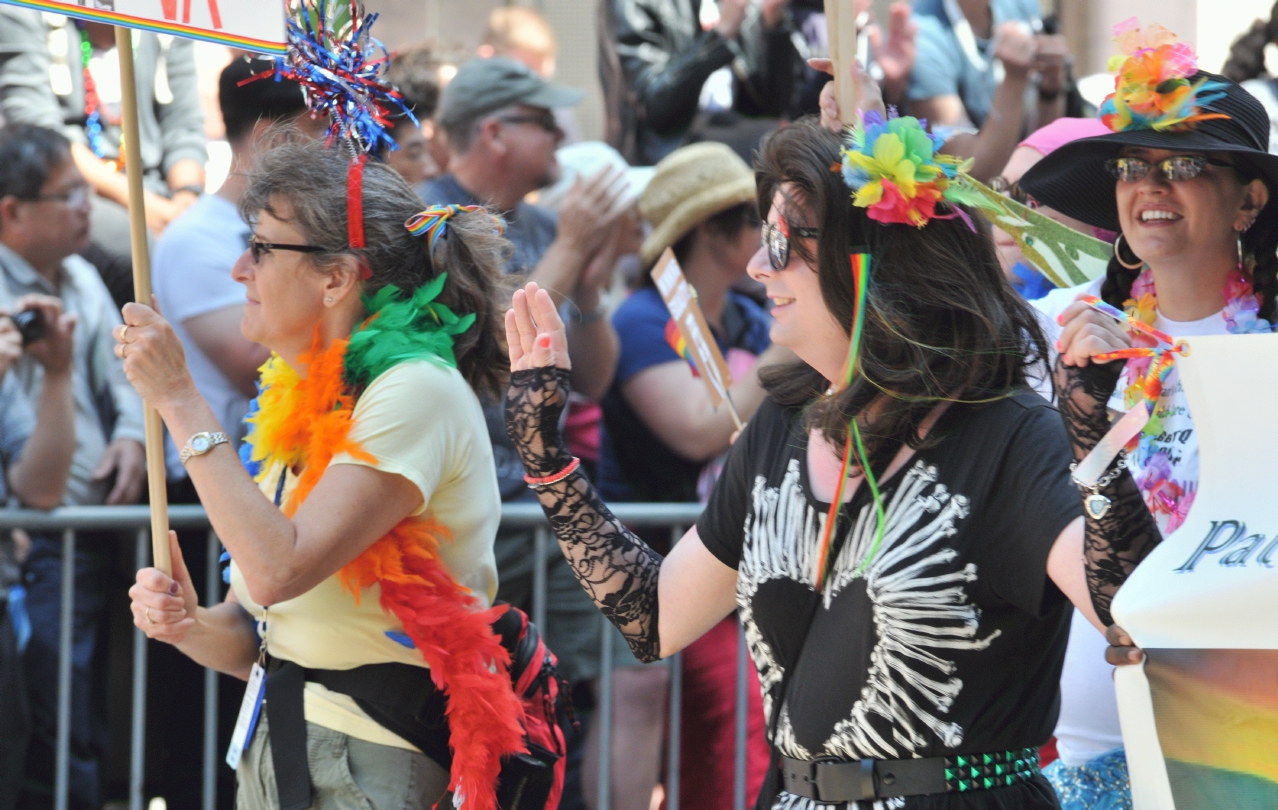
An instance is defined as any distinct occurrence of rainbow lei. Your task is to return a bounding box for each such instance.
[239,284,525,810]
[1082,268,1273,531]
[840,110,993,228]
[1099,18,1229,133]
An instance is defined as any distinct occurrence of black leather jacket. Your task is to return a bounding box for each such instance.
[601,0,800,165]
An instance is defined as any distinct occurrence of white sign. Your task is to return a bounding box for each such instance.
[0,0,288,53]
[1111,333,1278,809]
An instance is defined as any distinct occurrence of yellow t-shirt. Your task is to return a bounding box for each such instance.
[231,359,501,750]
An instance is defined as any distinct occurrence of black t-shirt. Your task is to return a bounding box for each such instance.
[697,391,1081,809]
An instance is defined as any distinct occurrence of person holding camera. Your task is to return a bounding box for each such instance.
[0,123,146,810]
[0,292,77,810]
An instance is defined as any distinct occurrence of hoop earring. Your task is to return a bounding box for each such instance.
[1113,233,1143,270]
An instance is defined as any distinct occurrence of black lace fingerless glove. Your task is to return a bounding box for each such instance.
[504,365,664,662]
[505,367,575,478]
[1053,356,1161,626]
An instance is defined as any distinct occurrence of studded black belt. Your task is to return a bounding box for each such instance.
[779,746,1041,803]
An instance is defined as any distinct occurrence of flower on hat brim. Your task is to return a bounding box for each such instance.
[1099,18,1230,133]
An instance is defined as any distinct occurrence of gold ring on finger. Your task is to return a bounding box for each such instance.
[121,325,129,341]
[145,607,156,624]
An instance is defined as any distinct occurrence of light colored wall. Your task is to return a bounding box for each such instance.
[366,0,605,142]
[1080,0,1276,76]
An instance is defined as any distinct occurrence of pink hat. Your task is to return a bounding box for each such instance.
[1019,118,1111,157]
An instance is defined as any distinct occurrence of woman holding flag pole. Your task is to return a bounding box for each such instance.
[503,103,1115,807]
[118,5,566,810]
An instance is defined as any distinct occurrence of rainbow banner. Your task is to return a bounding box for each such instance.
[664,318,698,376]
[0,0,288,53]
[1111,333,1278,809]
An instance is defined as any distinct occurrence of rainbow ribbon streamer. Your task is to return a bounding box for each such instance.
[1080,296,1187,461]
[815,253,884,592]
[405,205,499,252]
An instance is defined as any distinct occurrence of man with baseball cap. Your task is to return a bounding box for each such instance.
[420,55,631,750]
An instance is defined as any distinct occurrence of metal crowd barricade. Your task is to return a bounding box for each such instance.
[0,502,757,810]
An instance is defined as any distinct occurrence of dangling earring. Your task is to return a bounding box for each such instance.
[1114,233,1143,270]
[1237,231,1245,271]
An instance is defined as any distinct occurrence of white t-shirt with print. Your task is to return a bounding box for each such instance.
[1033,279,1229,767]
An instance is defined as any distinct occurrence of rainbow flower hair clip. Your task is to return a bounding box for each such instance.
[1099,18,1230,133]
[840,110,991,228]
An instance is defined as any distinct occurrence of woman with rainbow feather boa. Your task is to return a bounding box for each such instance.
[117,139,527,810]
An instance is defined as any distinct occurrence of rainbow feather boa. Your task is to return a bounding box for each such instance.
[1099,18,1230,133]
[240,282,523,810]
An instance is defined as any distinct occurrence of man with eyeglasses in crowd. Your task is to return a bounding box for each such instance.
[0,122,146,810]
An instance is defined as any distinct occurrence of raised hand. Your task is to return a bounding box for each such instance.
[868,2,918,103]
[1054,296,1133,369]
[506,282,571,373]
[114,301,198,408]
[810,56,886,133]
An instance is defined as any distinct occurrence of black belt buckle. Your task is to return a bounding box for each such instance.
[815,758,876,803]
[781,756,876,803]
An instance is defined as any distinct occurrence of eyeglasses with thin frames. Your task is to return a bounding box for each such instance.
[988,176,1038,209]
[23,184,90,209]
[762,221,819,271]
[248,235,327,264]
[1105,155,1234,183]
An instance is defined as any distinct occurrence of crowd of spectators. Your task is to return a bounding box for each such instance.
[2,3,1277,810]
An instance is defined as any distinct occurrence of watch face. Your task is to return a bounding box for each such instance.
[192,435,211,454]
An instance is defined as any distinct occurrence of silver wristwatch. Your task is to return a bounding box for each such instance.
[180,431,229,466]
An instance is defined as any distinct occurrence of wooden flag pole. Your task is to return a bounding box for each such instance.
[824,0,860,126]
[115,26,172,575]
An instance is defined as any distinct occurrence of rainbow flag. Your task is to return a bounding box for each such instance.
[665,319,699,377]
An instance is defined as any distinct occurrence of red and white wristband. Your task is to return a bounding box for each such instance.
[524,457,581,488]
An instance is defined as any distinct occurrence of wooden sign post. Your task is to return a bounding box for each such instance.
[824,0,860,126]
[0,0,288,572]
[651,248,743,430]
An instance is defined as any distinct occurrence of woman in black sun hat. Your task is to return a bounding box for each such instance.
[1022,20,1278,810]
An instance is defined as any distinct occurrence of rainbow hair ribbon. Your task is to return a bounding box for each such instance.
[1099,18,1229,133]
[840,110,995,228]
[814,252,884,591]
[405,205,501,251]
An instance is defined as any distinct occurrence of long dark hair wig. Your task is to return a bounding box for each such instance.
[755,119,1052,473]
[1100,159,1278,321]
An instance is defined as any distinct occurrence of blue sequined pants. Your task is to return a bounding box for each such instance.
[1043,747,1133,810]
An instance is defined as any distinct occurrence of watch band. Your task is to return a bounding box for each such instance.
[180,431,229,465]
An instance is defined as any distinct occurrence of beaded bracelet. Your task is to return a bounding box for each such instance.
[524,457,581,488]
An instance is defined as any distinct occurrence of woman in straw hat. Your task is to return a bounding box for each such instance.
[500,110,1118,808]
[596,141,791,809]
[1021,21,1278,808]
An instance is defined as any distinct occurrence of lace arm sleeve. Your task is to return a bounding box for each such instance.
[505,367,664,663]
[1053,357,1163,627]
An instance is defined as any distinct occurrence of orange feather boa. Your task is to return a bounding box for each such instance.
[244,331,525,810]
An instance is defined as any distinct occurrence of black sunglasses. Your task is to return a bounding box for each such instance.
[1105,155,1234,183]
[497,111,559,134]
[249,235,327,264]
[763,221,819,271]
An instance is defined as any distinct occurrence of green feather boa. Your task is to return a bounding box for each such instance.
[343,274,476,390]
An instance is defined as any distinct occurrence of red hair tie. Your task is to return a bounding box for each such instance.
[346,155,372,280]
